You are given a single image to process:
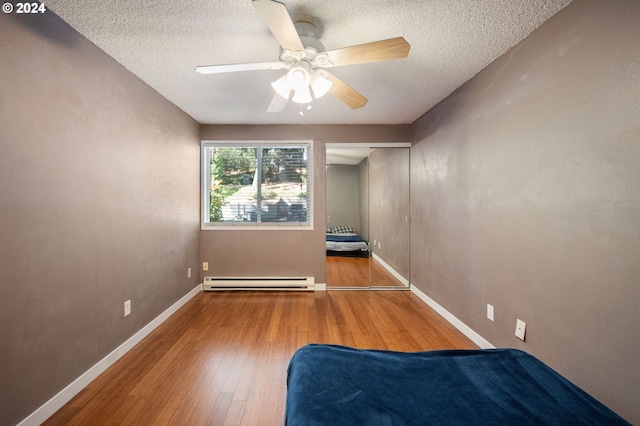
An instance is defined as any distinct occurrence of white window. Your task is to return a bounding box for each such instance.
[201,141,313,230]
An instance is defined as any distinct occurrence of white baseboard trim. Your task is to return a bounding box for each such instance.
[18,284,203,426]
[315,282,327,291]
[372,253,410,286]
[410,284,494,349]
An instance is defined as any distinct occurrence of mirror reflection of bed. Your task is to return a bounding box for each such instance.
[325,145,410,288]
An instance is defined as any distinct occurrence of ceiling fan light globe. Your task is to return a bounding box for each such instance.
[286,65,311,91]
[310,73,332,99]
[271,75,291,99]
[291,87,313,104]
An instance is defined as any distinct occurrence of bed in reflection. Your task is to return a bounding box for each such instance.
[326,226,369,258]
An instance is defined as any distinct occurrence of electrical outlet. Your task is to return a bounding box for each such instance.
[487,304,494,321]
[187,267,192,278]
[124,300,131,317]
[515,319,526,341]
[202,262,209,271]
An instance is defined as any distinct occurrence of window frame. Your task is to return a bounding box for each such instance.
[201,140,314,231]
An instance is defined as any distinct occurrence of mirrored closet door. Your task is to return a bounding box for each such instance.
[325,144,410,289]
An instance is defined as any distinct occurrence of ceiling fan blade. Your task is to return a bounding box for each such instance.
[252,0,304,52]
[325,73,368,109]
[196,62,287,74]
[323,37,410,67]
[267,93,289,113]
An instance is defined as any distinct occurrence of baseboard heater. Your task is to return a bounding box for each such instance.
[203,276,315,291]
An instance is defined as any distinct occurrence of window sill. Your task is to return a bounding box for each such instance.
[201,223,314,231]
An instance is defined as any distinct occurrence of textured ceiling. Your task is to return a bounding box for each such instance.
[43,0,571,125]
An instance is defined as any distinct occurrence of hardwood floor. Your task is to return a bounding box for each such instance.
[44,291,476,425]
[326,255,406,287]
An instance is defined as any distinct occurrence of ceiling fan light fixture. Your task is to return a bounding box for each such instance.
[286,63,311,91]
[292,86,313,104]
[310,72,332,99]
[271,75,291,99]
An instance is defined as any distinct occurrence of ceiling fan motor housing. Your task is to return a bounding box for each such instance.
[279,20,328,69]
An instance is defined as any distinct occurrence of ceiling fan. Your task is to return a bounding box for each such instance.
[196,0,411,113]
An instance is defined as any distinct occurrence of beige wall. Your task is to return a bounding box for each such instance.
[326,164,362,233]
[200,125,411,283]
[369,148,410,282]
[0,12,200,425]
[358,157,370,241]
[410,1,640,422]
[200,124,412,143]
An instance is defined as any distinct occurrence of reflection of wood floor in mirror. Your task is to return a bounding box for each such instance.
[326,256,407,287]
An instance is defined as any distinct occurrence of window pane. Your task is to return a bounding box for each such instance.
[260,147,309,223]
[204,144,311,226]
[209,147,257,222]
